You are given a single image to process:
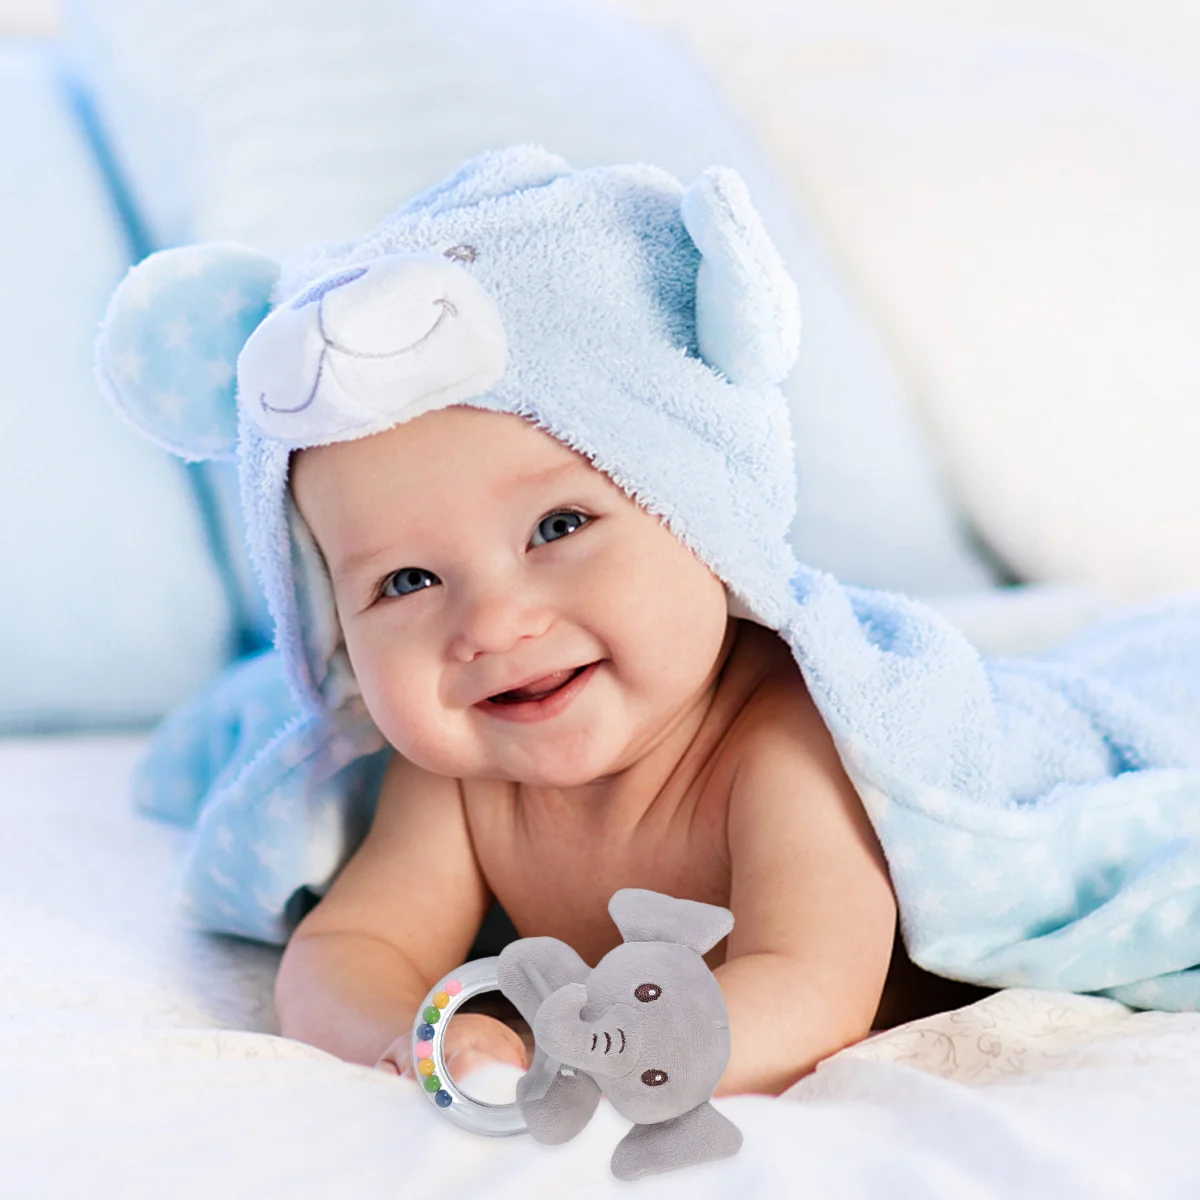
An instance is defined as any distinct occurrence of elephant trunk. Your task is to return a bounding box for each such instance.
[533,984,642,1079]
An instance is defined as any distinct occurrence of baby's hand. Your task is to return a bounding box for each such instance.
[376,1012,530,1083]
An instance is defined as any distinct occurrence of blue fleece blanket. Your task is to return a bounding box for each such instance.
[782,572,1200,1011]
[138,577,1200,1011]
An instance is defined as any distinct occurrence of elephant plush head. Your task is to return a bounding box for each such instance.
[498,888,742,1180]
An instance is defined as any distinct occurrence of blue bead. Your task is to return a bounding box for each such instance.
[417,1023,436,1041]
[435,1090,453,1108]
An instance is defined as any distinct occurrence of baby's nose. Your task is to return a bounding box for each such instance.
[451,587,553,662]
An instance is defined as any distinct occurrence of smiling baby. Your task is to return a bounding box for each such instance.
[276,400,897,1096]
[96,145,919,1100]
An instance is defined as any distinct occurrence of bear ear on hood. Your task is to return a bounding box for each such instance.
[681,166,801,388]
[96,243,281,461]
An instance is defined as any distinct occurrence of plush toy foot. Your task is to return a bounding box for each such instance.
[516,1047,602,1145]
[610,1101,743,1181]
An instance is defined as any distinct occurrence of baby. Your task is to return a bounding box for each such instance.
[96,145,984,1102]
[98,149,1200,1074]
[277,403,897,1096]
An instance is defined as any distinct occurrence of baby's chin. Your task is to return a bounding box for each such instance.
[385,739,620,791]
[466,758,621,791]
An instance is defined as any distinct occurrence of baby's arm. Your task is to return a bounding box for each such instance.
[275,751,524,1072]
[712,682,896,1096]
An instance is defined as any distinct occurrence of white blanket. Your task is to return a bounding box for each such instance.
[4,734,1200,1196]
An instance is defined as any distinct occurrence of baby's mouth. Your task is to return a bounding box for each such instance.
[489,665,590,705]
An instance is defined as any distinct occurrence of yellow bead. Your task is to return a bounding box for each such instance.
[417,1057,435,1077]
[433,991,450,1009]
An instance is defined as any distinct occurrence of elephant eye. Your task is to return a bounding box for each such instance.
[641,1068,668,1087]
[634,982,661,1002]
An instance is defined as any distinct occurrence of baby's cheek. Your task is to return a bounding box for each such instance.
[366,686,432,762]
[344,638,425,748]
[368,681,469,777]
[605,558,726,679]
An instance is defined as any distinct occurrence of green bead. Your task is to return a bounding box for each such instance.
[422,1005,441,1024]
[423,1074,441,1093]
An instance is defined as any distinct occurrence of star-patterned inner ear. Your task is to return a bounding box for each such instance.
[96,242,281,462]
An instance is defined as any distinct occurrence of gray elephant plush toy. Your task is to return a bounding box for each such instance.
[497,889,743,1181]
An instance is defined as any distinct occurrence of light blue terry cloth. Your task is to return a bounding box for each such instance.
[133,649,390,930]
[781,577,1200,1010]
[98,146,1200,1010]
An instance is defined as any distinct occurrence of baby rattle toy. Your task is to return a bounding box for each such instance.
[410,888,743,1180]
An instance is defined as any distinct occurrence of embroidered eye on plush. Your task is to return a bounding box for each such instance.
[529,511,588,547]
[443,244,477,263]
[641,1068,668,1087]
[634,982,661,1002]
[382,567,439,598]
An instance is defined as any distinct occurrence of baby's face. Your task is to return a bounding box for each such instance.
[290,405,732,788]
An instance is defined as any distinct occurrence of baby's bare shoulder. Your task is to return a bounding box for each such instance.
[724,626,860,821]
[722,631,892,962]
[726,624,826,747]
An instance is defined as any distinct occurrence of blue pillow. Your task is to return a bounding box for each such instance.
[64,0,1000,611]
[0,42,235,732]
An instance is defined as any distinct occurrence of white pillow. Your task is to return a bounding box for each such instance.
[62,0,1000,598]
[0,43,234,731]
[615,0,1200,601]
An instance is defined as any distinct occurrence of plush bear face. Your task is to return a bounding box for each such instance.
[239,252,510,447]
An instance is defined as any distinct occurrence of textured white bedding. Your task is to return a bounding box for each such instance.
[4,734,1200,1197]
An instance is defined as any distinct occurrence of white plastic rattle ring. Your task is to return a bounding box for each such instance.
[410,956,529,1136]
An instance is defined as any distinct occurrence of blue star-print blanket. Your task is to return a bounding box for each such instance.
[781,571,1200,1010]
[137,573,1200,1011]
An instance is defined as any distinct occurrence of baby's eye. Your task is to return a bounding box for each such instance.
[529,510,589,548]
[381,567,440,599]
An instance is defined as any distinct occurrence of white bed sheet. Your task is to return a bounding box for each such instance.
[3,734,1200,1197]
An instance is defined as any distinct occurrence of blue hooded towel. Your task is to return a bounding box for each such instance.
[96,146,1200,1011]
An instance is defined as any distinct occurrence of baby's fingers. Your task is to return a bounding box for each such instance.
[374,1035,415,1079]
[442,1012,530,1071]
[445,1046,512,1082]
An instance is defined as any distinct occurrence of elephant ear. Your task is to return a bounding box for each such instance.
[498,935,592,1027]
[681,166,801,388]
[96,242,281,461]
[609,889,734,956]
